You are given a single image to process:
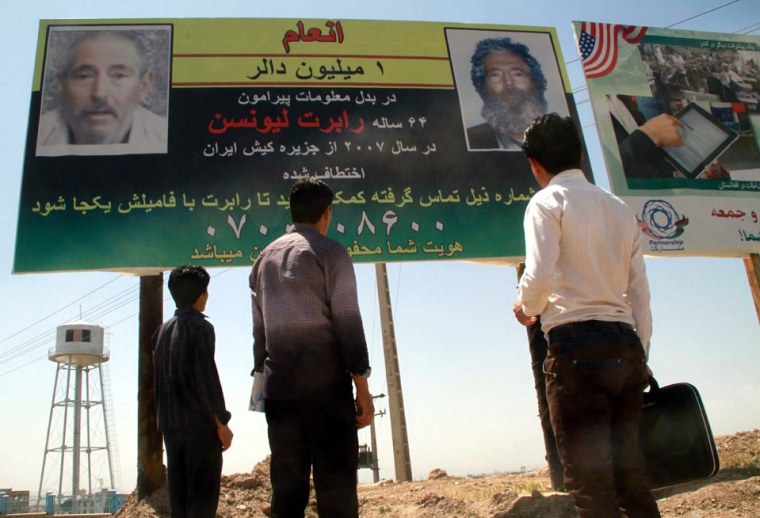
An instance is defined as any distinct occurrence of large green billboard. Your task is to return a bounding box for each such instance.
[16,18,585,273]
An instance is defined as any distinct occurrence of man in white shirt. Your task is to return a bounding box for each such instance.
[37,30,167,155]
[514,114,660,518]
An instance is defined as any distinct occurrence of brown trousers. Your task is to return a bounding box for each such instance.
[545,321,660,518]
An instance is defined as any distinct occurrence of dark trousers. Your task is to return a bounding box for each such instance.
[163,424,223,518]
[545,321,660,518]
[527,320,564,491]
[265,386,359,518]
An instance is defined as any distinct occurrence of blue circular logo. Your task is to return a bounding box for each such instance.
[637,200,689,239]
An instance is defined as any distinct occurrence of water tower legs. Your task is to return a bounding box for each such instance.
[37,361,115,510]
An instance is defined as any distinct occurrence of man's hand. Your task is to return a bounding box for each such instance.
[352,375,374,429]
[639,114,684,148]
[216,419,233,451]
[513,300,537,327]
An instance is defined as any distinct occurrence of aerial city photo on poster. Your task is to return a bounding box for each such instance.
[15,18,586,274]
[574,21,760,257]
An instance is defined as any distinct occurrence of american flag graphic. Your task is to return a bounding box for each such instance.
[579,22,647,79]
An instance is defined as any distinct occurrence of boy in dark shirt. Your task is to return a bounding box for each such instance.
[153,264,233,518]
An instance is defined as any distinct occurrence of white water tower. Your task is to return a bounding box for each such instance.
[37,321,120,511]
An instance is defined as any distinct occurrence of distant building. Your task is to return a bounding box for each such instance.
[0,489,30,514]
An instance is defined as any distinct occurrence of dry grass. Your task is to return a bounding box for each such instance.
[442,481,511,502]
[715,430,760,476]
[720,450,760,471]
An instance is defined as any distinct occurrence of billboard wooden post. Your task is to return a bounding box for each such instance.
[743,253,760,324]
[515,263,565,490]
[137,274,164,499]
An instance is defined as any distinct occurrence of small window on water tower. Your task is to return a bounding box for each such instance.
[65,329,91,342]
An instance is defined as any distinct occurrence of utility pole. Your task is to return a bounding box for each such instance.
[374,263,413,482]
[370,394,386,484]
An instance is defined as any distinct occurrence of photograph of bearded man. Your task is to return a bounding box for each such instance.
[445,30,569,152]
[468,38,548,150]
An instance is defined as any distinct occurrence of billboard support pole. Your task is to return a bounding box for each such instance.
[515,263,565,490]
[374,263,413,482]
[137,273,165,499]
[743,254,760,324]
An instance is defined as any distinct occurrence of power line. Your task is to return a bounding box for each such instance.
[735,22,759,33]
[0,268,233,372]
[0,274,124,346]
[0,330,57,365]
[566,0,742,66]
[568,1,748,96]
[664,0,740,29]
[570,3,755,128]
[0,353,47,378]
[0,279,144,368]
[737,22,760,35]
[0,281,142,365]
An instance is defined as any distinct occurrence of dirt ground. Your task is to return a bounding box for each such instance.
[116,428,760,517]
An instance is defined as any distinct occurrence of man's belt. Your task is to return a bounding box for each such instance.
[548,320,633,343]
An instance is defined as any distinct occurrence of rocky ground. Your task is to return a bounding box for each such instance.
[115,429,760,517]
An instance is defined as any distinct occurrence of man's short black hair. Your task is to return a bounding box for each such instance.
[522,113,582,175]
[168,264,210,309]
[470,37,547,99]
[289,178,334,224]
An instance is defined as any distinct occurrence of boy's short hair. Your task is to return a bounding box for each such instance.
[289,178,334,224]
[168,264,210,309]
[522,113,582,175]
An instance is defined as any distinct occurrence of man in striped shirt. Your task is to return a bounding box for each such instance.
[250,178,373,518]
